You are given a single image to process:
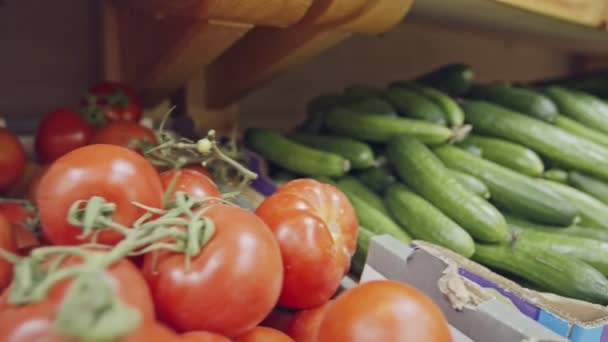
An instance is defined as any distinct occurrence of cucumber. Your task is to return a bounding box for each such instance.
[545,86,608,134]
[569,171,608,204]
[385,184,475,257]
[506,214,608,243]
[244,128,350,177]
[346,97,397,116]
[534,69,608,98]
[539,179,608,230]
[391,81,464,127]
[324,108,453,144]
[458,135,544,176]
[473,243,608,305]
[350,226,375,277]
[290,133,375,170]
[416,63,475,96]
[343,84,383,100]
[357,166,396,194]
[313,176,336,185]
[336,177,389,215]
[447,169,490,199]
[385,88,447,125]
[306,93,344,115]
[463,101,608,181]
[469,83,558,122]
[435,145,578,226]
[542,168,568,184]
[554,115,608,148]
[297,111,326,134]
[387,136,509,242]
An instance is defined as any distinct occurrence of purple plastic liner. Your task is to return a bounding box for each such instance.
[246,150,278,197]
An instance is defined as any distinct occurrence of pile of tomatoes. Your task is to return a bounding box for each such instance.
[0,81,452,342]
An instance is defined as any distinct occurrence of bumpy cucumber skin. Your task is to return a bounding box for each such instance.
[324,108,452,144]
[357,166,396,194]
[447,169,490,199]
[392,81,465,127]
[473,243,608,305]
[542,168,568,184]
[569,171,608,205]
[385,88,447,125]
[545,86,608,134]
[245,128,349,177]
[350,226,375,277]
[460,135,544,176]
[435,146,578,226]
[506,214,608,243]
[470,84,558,122]
[387,136,509,242]
[463,101,608,182]
[416,63,475,96]
[554,115,608,147]
[290,133,375,170]
[540,179,608,230]
[336,177,389,215]
[385,184,475,257]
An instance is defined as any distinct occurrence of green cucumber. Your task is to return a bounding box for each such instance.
[387,136,509,242]
[569,171,608,204]
[459,135,544,176]
[554,115,608,148]
[506,214,608,243]
[244,128,350,177]
[469,83,558,122]
[391,81,464,127]
[416,63,475,96]
[534,69,608,98]
[357,165,396,194]
[297,111,326,134]
[448,169,490,199]
[350,226,375,277]
[539,179,608,230]
[385,184,475,257]
[435,145,578,226]
[345,97,397,116]
[336,177,389,215]
[324,108,453,144]
[545,86,608,134]
[473,243,608,305]
[463,101,608,181]
[542,168,568,184]
[385,88,447,125]
[290,133,375,170]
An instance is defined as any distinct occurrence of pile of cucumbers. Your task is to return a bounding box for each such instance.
[245,64,608,305]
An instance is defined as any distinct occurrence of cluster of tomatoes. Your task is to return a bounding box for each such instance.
[0,81,452,341]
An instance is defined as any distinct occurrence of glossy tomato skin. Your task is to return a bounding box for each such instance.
[0,215,16,290]
[234,327,294,342]
[0,202,39,252]
[91,121,157,152]
[255,179,358,309]
[179,331,231,342]
[34,108,94,163]
[159,169,221,202]
[0,127,26,192]
[318,280,451,342]
[287,301,332,342]
[142,204,283,337]
[36,144,163,246]
[84,81,142,123]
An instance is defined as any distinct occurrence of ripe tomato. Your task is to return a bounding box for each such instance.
[255,179,358,309]
[234,327,294,342]
[0,202,39,252]
[91,121,157,152]
[185,164,214,181]
[0,215,16,290]
[0,127,26,192]
[159,169,220,202]
[179,331,231,342]
[83,81,143,123]
[142,204,283,337]
[34,108,94,163]
[36,144,163,246]
[318,280,451,342]
[287,301,332,342]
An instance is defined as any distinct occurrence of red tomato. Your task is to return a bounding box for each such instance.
[317,280,451,342]
[36,144,163,246]
[91,121,157,152]
[0,127,26,192]
[287,301,332,342]
[142,204,283,337]
[234,327,294,342]
[159,169,221,202]
[179,331,231,342]
[185,164,214,180]
[0,202,39,252]
[83,81,143,123]
[255,179,358,309]
[34,108,94,163]
[0,215,16,290]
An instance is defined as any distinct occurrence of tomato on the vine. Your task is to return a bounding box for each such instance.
[34,108,94,163]
[91,121,157,152]
[159,169,220,202]
[0,215,16,290]
[0,127,26,192]
[36,144,163,246]
[0,202,39,252]
[255,179,358,309]
[82,81,143,123]
[142,204,283,337]
[317,280,451,342]
[234,327,294,342]
[179,331,231,342]
[287,301,332,342]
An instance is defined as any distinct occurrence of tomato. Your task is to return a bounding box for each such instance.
[185,164,214,180]
[0,202,39,252]
[159,169,220,202]
[255,179,358,309]
[317,280,451,342]
[91,121,157,152]
[234,327,294,342]
[83,81,143,123]
[0,127,26,192]
[0,215,16,290]
[36,144,163,246]
[287,301,332,342]
[34,108,95,163]
[179,331,231,342]
[142,204,283,337]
